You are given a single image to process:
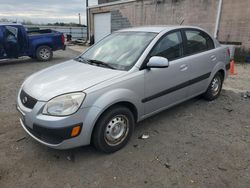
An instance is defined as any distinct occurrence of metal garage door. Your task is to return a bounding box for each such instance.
[94,13,111,43]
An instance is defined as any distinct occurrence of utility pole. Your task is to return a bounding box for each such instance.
[86,0,89,42]
[214,0,223,38]
[78,13,81,25]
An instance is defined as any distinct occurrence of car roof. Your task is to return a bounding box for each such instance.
[117,25,205,34]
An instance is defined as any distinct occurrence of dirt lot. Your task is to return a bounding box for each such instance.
[0,49,250,188]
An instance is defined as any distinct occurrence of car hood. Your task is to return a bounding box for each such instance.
[22,60,124,101]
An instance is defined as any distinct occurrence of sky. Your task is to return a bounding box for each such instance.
[0,0,98,24]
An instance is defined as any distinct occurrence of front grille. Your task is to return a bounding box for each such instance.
[20,90,37,109]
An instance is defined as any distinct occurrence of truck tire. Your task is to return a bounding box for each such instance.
[92,106,135,153]
[36,46,53,62]
[203,72,223,101]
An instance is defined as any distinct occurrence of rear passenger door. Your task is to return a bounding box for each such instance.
[182,29,216,97]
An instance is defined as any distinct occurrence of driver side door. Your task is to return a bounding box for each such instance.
[143,30,190,115]
[4,25,19,58]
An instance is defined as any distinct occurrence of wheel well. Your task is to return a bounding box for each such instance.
[36,44,52,52]
[100,102,138,123]
[218,69,225,80]
[113,102,138,122]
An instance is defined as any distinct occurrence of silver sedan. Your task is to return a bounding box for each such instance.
[17,26,230,153]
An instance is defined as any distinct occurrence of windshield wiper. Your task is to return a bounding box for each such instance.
[88,59,115,70]
[75,57,115,70]
[75,56,90,64]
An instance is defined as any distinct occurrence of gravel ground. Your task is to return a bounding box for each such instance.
[0,49,250,188]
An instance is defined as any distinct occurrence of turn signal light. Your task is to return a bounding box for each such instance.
[71,125,81,137]
[61,35,65,44]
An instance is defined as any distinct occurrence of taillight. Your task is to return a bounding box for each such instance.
[61,35,65,44]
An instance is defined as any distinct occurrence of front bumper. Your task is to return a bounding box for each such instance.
[19,117,62,148]
[16,91,102,149]
[18,114,83,145]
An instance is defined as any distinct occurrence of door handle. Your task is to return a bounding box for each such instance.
[180,64,188,71]
[211,55,217,61]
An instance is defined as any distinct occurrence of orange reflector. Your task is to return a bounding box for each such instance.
[71,125,81,137]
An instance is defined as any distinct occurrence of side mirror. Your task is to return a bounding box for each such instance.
[147,56,169,68]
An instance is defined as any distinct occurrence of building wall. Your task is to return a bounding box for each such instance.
[90,0,218,38]
[90,0,250,59]
[219,0,250,60]
[111,10,131,32]
[120,0,218,35]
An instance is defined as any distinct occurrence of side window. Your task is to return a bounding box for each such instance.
[184,30,214,55]
[4,26,18,42]
[150,31,183,61]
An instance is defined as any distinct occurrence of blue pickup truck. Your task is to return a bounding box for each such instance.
[0,23,65,61]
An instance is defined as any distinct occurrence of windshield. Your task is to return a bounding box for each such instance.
[79,32,157,71]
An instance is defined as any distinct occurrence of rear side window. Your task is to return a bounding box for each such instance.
[150,31,183,61]
[184,30,214,55]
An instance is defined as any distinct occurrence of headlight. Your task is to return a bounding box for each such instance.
[43,92,86,116]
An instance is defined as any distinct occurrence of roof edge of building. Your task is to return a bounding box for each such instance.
[87,0,136,9]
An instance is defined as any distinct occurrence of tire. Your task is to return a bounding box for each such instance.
[92,106,135,153]
[203,72,223,101]
[36,46,53,62]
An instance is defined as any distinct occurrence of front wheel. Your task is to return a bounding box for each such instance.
[203,72,223,101]
[36,46,53,62]
[92,106,135,153]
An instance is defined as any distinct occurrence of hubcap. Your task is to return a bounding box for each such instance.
[104,115,129,146]
[211,76,221,96]
[40,48,50,59]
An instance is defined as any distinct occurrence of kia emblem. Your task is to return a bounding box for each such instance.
[22,96,28,104]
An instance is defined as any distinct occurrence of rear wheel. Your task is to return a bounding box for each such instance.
[203,72,223,101]
[36,46,53,61]
[92,106,135,153]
